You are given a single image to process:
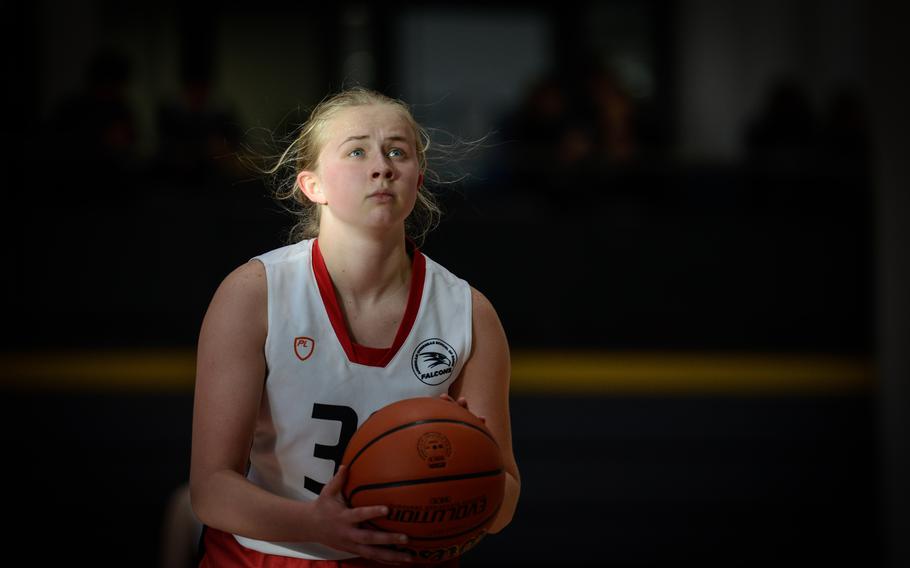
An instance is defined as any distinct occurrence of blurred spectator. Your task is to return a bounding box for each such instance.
[745,77,820,168]
[585,64,639,165]
[156,62,243,187]
[502,76,571,162]
[496,74,571,193]
[498,57,641,195]
[49,48,138,194]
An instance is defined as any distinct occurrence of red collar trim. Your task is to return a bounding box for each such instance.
[312,238,426,367]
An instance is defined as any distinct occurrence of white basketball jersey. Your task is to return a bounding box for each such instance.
[234,238,473,560]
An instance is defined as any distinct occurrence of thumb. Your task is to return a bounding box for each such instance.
[321,464,348,498]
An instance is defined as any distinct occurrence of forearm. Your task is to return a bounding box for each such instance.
[190,469,317,542]
[488,471,520,534]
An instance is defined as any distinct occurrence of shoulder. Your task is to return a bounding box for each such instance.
[219,259,267,300]
[470,287,499,322]
[203,260,268,337]
[255,239,313,267]
[469,287,507,347]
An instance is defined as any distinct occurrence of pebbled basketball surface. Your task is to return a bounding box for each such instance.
[341,397,505,541]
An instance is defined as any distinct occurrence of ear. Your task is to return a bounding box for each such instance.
[297,170,327,204]
[417,173,424,190]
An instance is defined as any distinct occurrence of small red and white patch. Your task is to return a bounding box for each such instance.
[293,337,315,361]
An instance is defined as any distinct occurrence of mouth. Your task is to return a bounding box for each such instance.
[367,190,395,201]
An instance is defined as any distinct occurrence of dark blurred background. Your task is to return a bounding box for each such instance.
[1,0,907,566]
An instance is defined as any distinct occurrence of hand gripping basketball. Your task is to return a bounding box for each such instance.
[341,397,505,564]
[310,465,413,564]
[438,393,486,424]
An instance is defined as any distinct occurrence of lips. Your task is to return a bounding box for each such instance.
[368,190,395,200]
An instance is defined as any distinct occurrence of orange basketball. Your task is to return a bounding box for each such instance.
[341,397,505,563]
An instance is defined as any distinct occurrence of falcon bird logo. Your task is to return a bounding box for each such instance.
[421,351,453,369]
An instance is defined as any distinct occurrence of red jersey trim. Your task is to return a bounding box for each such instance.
[312,239,426,368]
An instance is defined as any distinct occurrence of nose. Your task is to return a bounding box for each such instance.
[371,167,393,180]
[371,156,395,180]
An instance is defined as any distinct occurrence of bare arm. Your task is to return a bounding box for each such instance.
[189,260,411,562]
[448,287,521,534]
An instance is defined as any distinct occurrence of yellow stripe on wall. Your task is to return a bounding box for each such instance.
[510,351,873,395]
[0,350,197,392]
[0,350,873,395]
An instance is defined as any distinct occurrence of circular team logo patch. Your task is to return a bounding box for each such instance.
[412,338,457,385]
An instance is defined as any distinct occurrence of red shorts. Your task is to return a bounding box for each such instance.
[199,528,458,568]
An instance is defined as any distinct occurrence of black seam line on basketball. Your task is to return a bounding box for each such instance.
[348,469,504,501]
[345,418,499,474]
[363,502,503,541]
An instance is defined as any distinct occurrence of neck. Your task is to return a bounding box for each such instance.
[316,225,411,303]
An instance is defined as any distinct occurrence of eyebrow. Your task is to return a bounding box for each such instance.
[337,134,411,149]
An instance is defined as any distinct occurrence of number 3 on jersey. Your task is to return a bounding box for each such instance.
[303,403,358,495]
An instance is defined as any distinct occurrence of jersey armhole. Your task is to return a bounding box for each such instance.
[462,283,474,375]
[249,257,271,373]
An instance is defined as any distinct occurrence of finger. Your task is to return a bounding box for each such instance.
[320,465,347,497]
[347,504,391,524]
[350,543,413,564]
[456,397,469,408]
[439,393,454,402]
[350,526,409,546]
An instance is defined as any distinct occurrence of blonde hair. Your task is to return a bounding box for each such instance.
[256,87,442,244]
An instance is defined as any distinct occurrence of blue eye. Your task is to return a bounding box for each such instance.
[387,148,404,158]
[348,149,365,157]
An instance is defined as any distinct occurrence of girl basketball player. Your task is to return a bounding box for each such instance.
[190,88,520,566]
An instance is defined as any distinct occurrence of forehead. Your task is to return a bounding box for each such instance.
[324,104,414,141]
